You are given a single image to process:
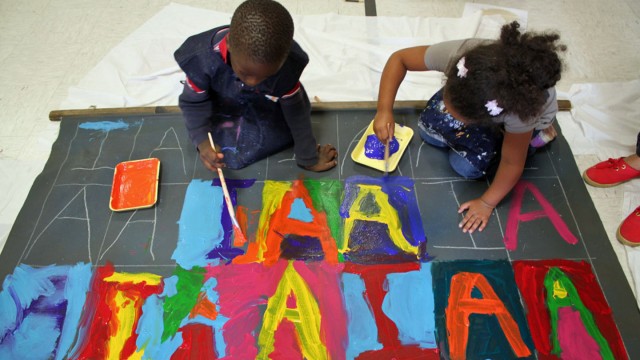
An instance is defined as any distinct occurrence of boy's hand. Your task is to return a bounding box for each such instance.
[304,144,338,172]
[457,198,495,233]
[197,139,225,171]
[373,112,395,142]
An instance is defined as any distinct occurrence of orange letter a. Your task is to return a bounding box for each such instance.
[446,272,531,359]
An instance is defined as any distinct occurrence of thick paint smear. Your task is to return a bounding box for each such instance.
[557,307,602,359]
[209,178,256,260]
[257,262,328,359]
[206,260,347,359]
[304,179,343,250]
[432,260,534,359]
[342,273,383,358]
[162,266,205,342]
[383,263,436,348]
[135,294,183,360]
[173,179,225,269]
[171,323,217,359]
[344,262,438,359]
[238,180,338,265]
[79,119,137,132]
[340,176,428,264]
[513,260,626,360]
[0,263,92,360]
[72,264,162,360]
[364,134,399,159]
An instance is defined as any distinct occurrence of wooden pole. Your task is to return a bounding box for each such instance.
[49,100,572,121]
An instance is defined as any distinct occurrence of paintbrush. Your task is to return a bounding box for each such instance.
[384,123,391,175]
[208,133,247,243]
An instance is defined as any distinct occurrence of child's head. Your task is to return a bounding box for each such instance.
[444,22,566,124]
[228,0,294,86]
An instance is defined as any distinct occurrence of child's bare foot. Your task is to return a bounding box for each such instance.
[304,144,338,172]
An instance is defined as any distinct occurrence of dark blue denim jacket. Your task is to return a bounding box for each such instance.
[174,26,318,168]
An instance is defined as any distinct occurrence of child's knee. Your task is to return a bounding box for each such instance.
[449,150,485,179]
[418,122,447,148]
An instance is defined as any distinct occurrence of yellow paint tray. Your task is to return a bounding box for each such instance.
[110,158,160,212]
[351,120,413,172]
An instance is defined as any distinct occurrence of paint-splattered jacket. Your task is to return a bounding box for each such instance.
[174,26,318,169]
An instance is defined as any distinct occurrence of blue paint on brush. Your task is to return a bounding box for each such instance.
[207,178,255,262]
[79,119,138,132]
[173,179,225,269]
[383,263,436,348]
[342,273,382,358]
[288,198,313,222]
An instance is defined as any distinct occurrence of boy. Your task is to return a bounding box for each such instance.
[174,0,337,171]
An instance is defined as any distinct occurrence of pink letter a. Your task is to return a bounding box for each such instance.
[504,181,578,250]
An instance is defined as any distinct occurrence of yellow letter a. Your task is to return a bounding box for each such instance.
[257,261,328,360]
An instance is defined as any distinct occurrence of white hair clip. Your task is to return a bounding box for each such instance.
[485,100,503,116]
[456,57,468,78]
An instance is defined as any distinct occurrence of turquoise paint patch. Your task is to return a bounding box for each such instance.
[55,263,92,360]
[0,313,60,360]
[161,276,179,298]
[204,277,228,358]
[172,180,225,269]
[78,119,133,131]
[383,262,436,348]
[0,263,92,360]
[136,295,182,359]
[288,198,313,223]
[342,273,382,358]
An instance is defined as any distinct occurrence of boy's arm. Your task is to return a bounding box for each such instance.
[458,130,532,233]
[179,80,214,147]
[280,84,334,170]
[178,80,224,170]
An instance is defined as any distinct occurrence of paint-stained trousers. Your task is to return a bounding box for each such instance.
[417,88,502,179]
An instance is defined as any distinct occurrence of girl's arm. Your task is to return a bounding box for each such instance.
[374,46,430,141]
[458,130,532,233]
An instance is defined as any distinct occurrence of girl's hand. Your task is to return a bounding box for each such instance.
[373,112,395,142]
[457,198,495,233]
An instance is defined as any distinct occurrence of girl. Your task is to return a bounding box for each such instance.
[373,22,566,234]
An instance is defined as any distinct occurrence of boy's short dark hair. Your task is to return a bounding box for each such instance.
[229,0,294,65]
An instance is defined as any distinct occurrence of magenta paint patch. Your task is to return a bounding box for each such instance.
[557,306,603,359]
[205,260,347,358]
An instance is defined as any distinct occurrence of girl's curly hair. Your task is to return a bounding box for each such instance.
[444,21,566,124]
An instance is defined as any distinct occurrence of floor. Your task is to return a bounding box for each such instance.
[0,0,639,298]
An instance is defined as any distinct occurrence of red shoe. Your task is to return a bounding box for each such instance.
[617,206,640,247]
[583,157,640,187]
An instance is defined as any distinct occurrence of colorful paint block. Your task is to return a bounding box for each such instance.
[513,260,627,360]
[432,260,535,359]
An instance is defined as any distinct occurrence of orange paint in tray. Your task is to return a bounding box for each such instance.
[110,158,160,212]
